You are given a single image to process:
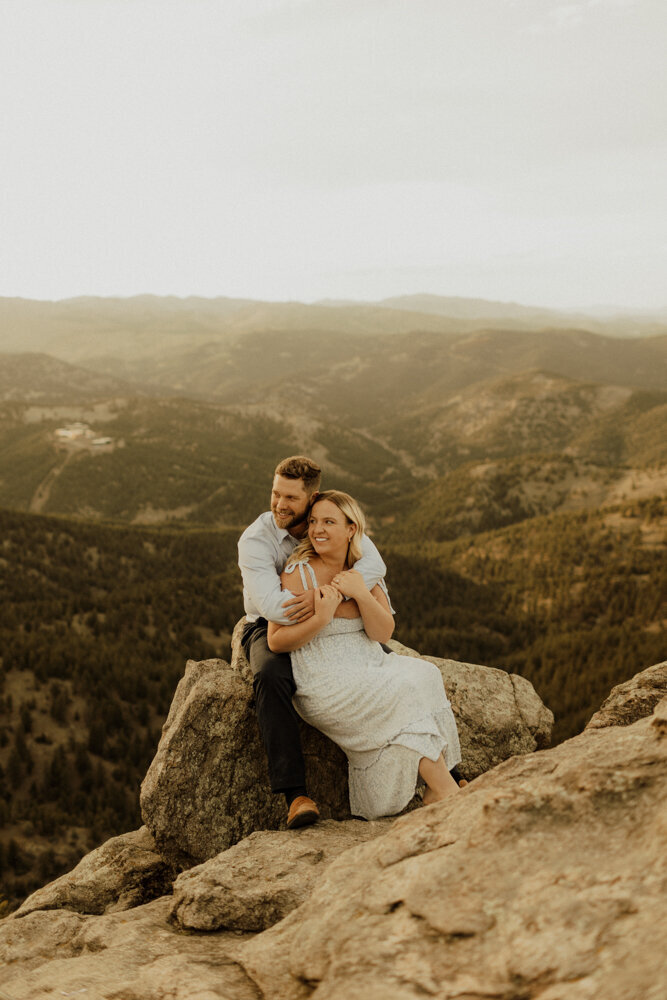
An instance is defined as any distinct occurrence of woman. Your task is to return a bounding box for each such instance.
[267,490,462,820]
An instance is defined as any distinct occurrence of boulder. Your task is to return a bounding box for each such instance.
[389,636,554,773]
[237,696,667,1000]
[586,659,667,730]
[169,818,390,932]
[140,620,553,867]
[11,827,175,919]
[140,655,350,869]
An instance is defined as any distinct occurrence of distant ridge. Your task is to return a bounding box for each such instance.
[378,293,580,324]
[1,294,665,365]
[0,351,146,403]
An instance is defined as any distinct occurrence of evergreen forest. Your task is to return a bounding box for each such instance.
[1,498,664,911]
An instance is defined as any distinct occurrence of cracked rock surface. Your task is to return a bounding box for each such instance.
[170,819,390,932]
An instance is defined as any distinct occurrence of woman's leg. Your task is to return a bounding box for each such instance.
[419,754,460,805]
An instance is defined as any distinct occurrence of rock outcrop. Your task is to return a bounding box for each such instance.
[389,636,553,776]
[169,818,390,932]
[139,655,351,870]
[140,621,553,867]
[0,897,261,1000]
[12,827,174,919]
[1,682,664,1000]
[586,659,667,730]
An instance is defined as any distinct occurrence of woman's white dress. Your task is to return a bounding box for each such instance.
[287,563,462,820]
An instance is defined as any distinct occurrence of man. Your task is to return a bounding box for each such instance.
[238,455,388,829]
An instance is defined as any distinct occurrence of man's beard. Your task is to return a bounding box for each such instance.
[272,507,308,531]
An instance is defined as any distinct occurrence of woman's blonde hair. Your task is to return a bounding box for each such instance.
[285,490,366,568]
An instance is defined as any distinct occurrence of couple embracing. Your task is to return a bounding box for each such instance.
[238,456,463,829]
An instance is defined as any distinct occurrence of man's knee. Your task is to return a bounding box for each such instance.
[253,657,296,699]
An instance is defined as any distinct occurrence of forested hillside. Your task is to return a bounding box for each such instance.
[0,512,241,910]
[0,373,664,525]
[1,497,664,911]
[0,393,419,522]
[383,496,665,744]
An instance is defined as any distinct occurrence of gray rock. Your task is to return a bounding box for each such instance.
[140,620,553,867]
[169,818,390,932]
[11,827,175,919]
[586,659,667,730]
[140,654,350,869]
[389,636,554,773]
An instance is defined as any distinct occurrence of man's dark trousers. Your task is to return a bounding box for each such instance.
[241,617,305,793]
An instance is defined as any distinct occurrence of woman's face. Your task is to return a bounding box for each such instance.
[308,499,355,556]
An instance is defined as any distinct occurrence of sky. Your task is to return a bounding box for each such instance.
[1,0,665,310]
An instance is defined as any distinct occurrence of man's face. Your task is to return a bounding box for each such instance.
[270,474,312,534]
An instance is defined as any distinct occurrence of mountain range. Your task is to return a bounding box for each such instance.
[0,295,664,527]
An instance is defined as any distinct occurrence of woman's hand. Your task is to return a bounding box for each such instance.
[315,584,343,624]
[268,584,342,653]
[331,569,367,602]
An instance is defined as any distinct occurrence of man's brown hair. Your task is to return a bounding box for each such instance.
[274,455,322,495]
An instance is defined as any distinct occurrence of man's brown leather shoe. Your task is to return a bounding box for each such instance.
[286,795,320,829]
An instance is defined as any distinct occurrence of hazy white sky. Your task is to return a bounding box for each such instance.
[1,0,665,308]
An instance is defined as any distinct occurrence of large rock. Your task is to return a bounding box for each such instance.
[169,818,390,932]
[389,636,553,774]
[237,697,667,1000]
[586,659,667,730]
[11,827,175,919]
[0,898,261,1000]
[140,655,350,869]
[140,620,553,867]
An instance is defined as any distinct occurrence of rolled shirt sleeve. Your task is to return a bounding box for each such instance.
[356,535,395,614]
[238,535,297,625]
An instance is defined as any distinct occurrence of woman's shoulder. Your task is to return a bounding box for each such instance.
[281,557,321,590]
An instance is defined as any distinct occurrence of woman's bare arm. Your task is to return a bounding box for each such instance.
[332,570,394,643]
[267,573,342,653]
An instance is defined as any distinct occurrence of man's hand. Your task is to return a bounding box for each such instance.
[282,589,316,622]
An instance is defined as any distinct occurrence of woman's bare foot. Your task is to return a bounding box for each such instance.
[419,754,460,805]
[422,784,460,806]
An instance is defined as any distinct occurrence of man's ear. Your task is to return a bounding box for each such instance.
[308,490,320,507]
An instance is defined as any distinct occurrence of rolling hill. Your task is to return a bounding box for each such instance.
[0,353,149,403]
[0,327,665,528]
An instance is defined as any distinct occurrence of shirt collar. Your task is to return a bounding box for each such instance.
[269,512,293,543]
[269,512,306,547]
